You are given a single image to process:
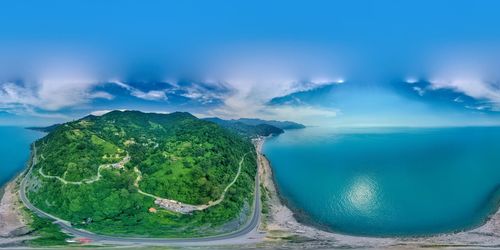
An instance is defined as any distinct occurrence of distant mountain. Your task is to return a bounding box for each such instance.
[205,117,304,131]
[204,117,284,137]
[236,118,305,130]
[29,114,302,138]
[26,123,61,133]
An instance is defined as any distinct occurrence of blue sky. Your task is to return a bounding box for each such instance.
[1,0,500,126]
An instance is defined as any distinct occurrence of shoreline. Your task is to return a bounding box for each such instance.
[0,159,32,200]
[0,175,34,246]
[1,136,498,248]
[0,145,38,247]
[257,137,500,248]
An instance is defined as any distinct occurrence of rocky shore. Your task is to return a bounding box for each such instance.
[256,138,500,248]
[0,176,35,247]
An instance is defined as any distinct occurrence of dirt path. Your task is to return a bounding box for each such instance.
[135,152,250,213]
[20,145,264,247]
[37,149,250,214]
[38,155,130,185]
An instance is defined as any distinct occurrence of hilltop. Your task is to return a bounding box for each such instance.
[27,110,257,237]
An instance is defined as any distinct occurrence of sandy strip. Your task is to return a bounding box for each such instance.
[0,177,35,246]
[257,137,500,248]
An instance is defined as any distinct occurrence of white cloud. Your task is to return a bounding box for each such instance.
[412,86,425,96]
[261,105,338,125]
[193,78,343,126]
[0,103,70,119]
[131,90,167,101]
[425,52,500,110]
[174,81,232,104]
[202,80,339,125]
[88,91,114,100]
[110,80,168,101]
[465,105,489,111]
[429,77,500,108]
[111,79,232,103]
[0,79,113,112]
[1,70,343,124]
[405,77,418,84]
[0,60,116,116]
[109,79,132,90]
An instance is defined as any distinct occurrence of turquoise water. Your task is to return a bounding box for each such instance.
[0,127,45,188]
[263,127,500,236]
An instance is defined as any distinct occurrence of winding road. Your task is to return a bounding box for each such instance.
[135,152,251,213]
[37,155,130,185]
[19,146,263,246]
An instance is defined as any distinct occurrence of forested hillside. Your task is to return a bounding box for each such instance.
[28,110,257,237]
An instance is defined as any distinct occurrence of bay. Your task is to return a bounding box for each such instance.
[263,127,500,236]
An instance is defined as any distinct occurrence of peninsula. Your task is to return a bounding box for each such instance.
[1,111,498,249]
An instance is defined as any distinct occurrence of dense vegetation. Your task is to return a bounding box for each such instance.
[28,110,257,237]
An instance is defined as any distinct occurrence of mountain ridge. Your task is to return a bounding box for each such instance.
[27,110,258,237]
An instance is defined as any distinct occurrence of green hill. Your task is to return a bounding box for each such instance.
[28,110,257,237]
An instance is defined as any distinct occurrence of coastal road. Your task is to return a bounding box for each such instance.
[19,146,263,246]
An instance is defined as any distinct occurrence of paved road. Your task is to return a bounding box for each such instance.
[19,146,263,246]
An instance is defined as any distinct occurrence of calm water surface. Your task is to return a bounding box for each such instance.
[0,127,45,188]
[263,127,500,236]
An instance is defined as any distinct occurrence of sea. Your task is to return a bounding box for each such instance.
[263,126,500,236]
[0,127,45,189]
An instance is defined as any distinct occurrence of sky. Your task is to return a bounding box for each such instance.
[2,0,500,126]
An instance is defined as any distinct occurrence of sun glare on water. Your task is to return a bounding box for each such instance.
[346,176,379,213]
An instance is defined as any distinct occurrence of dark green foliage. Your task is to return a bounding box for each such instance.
[29,110,257,237]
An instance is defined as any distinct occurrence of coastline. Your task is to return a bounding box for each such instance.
[257,137,500,248]
[0,136,498,248]
[0,146,37,247]
[0,175,34,247]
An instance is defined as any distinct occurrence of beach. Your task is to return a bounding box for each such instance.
[0,175,35,247]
